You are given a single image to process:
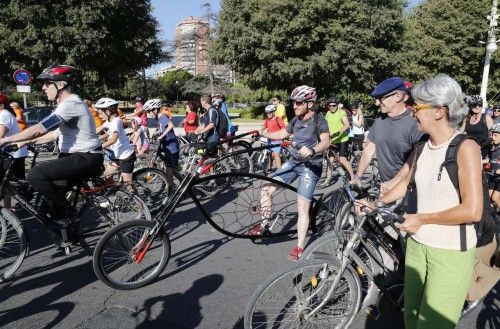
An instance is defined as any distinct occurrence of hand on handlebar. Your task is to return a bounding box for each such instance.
[298,146,314,158]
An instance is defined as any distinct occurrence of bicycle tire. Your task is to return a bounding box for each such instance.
[312,189,350,235]
[249,149,270,174]
[0,208,27,282]
[192,161,232,197]
[93,220,171,290]
[132,167,170,214]
[303,231,384,310]
[244,258,361,329]
[193,172,305,238]
[108,189,152,224]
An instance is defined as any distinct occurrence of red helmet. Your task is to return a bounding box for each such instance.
[36,65,78,82]
[0,93,9,107]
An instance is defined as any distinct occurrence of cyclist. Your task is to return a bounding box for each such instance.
[182,101,198,142]
[373,74,484,329]
[195,95,219,155]
[251,85,331,261]
[488,123,500,209]
[95,98,136,184]
[0,96,28,208]
[147,99,179,190]
[8,101,27,131]
[213,93,236,136]
[0,65,104,229]
[262,104,286,169]
[83,99,104,129]
[321,96,354,186]
[353,76,423,196]
[271,95,288,125]
[130,117,150,157]
[461,95,493,159]
[134,96,148,137]
[350,101,365,151]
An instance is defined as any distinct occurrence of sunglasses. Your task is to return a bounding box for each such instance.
[328,104,337,108]
[293,100,309,106]
[375,91,399,102]
[271,99,278,102]
[494,109,500,112]
[411,103,435,114]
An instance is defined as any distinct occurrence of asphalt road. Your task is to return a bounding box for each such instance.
[1,124,499,329]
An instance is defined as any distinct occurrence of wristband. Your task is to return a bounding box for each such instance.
[310,148,316,155]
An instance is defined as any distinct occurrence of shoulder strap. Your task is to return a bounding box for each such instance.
[408,140,427,187]
[437,134,472,191]
[437,133,477,251]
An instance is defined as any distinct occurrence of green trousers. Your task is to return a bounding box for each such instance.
[404,237,475,329]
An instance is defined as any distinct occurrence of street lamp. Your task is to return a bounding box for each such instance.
[175,80,179,103]
[479,0,498,107]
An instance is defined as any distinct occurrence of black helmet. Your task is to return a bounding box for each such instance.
[326,96,339,105]
[36,65,77,82]
[465,95,483,107]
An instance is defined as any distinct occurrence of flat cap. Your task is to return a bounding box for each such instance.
[371,77,407,98]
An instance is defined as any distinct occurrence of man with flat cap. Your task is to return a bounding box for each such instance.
[354,76,423,195]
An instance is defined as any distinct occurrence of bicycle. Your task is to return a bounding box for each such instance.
[0,145,151,282]
[92,133,340,289]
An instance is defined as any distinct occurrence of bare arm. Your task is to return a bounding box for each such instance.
[262,128,290,140]
[195,122,214,135]
[355,139,376,178]
[381,163,410,196]
[158,121,174,139]
[32,130,59,144]
[1,123,48,145]
[102,132,119,149]
[0,125,7,138]
[486,115,493,130]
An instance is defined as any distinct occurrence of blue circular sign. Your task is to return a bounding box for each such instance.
[13,69,32,85]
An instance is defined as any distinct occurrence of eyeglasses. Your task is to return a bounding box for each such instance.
[328,104,337,108]
[293,100,309,106]
[411,103,435,114]
[375,91,398,102]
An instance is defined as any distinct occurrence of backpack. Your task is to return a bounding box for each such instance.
[407,134,495,250]
[216,107,229,137]
[288,113,321,143]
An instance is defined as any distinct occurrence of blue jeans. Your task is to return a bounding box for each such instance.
[270,159,322,201]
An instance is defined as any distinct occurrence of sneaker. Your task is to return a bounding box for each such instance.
[246,223,262,236]
[288,246,303,262]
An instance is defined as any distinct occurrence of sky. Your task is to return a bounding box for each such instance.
[148,0,422,76]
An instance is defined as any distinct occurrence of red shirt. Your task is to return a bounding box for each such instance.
[264,116,286,141]
[184,111,198,133]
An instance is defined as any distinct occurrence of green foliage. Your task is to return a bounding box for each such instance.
[400,0,499,96]
[212,0,406,96]
[239,104,267,119]
[156,69,193,100]
[0,0,163,99]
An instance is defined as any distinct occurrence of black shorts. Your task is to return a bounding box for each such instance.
[488,179,500,192]
[333,141,350,157]
[114,153,136,174]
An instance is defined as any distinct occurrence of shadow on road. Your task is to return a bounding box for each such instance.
[475,283,500,329]
[0,260,96,328]
[134,274,224,329]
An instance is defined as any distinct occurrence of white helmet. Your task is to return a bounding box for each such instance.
[290,85,317,102]
[94,97,118,109]
[265,104,276,113]
[143,98,162,112]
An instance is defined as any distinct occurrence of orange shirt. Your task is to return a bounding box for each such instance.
[90,106,104,128]
[117,108,129,128]
[13,107,27,131]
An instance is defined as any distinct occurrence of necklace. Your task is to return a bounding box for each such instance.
[427,130,459,150]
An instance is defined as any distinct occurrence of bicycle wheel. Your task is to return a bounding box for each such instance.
[227,143,253,173]
[250,149,270,174]
[93,220,170,290]
[303,231,383,310]
[0,208,27,281]
[244,259,361,329]
[194,172,305,238]
[133,167,170,213]
[312,189,351,235]
[108,189,152,224]
[192,161,232,197]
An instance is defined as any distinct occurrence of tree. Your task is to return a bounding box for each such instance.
[0,0,163,99]
[400,0,500,96]
[157,69,193,100]
[212,0,407,96]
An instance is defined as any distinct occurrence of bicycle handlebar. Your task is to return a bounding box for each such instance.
[0,144,19,156]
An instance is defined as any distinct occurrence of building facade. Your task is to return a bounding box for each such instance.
[175,17,210,76]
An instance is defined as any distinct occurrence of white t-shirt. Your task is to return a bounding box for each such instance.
[0,110,28,158]
[104,117,134,160]
[52,94,101,153]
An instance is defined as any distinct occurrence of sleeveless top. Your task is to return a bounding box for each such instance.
[413,132,477,250]
[351,113,364,135]
[465,114,489,146]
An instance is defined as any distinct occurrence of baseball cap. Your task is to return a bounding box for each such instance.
[371,77,407,98]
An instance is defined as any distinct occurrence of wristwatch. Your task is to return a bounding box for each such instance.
[310,148,316,156]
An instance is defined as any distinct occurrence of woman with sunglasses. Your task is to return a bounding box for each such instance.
[460,95,493,159]
[491,104,500,125]
[373,74,482,329]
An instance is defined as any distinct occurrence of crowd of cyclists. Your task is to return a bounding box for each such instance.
[0,64,499,328]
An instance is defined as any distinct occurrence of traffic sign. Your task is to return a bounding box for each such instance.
[13,69,32,85]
